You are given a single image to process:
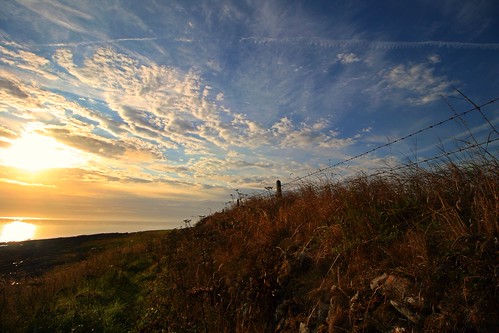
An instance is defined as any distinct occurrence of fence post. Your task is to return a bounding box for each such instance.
[276,180,282,198]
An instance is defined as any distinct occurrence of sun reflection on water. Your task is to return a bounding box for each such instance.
[0,221,37,242]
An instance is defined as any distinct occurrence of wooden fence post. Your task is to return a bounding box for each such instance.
[276,180,282,198]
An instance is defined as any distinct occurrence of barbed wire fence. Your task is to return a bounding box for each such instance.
[225,93,498,204]
[259,93,499,196]
[368,136,499,178]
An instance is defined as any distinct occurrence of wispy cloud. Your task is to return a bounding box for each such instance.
[16,0,93,34]
[385,66,452,105]
[271,117,353,150]
[1,42,356,189]
[366,55,455,106]
[0,178,56,188]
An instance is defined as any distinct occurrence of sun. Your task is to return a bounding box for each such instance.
[0,132,87,172]
[0,221,37,242]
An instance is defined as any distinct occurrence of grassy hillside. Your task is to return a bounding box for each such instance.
[1,159,497,332]
[150,160,498,332]
[0,231,169,332]
[0,232,149,278]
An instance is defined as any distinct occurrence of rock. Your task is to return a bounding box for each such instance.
[370,273,423,324]
[299,322,310,333]
[381,274,410,300]
[370,272,388,290]
[390,300,420,324]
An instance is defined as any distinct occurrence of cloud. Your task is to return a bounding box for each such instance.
[0,43,56,80]
[53,48,212,150]
[16,0,93,34]
[271,117,353,150]
[422,0,498,37]
[168,116,197,134]
[0,125,17,139]
[0,177,56,188]
[0,73,46,118]
[337,52,360,64]
[0,169,223,221]
[427,54,441,64]
[46,128,126,157]
[372,58,454,105]
[0,78,28,98]
[2,41,365,191]
[53,46,354,155]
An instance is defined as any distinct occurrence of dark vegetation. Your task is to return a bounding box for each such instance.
[0,233,139,278]
[1,158,498,332]
[0,231,169,332]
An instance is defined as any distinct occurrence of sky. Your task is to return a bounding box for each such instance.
[0,0,498,230]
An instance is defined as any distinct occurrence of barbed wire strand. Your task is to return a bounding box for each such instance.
[282,96,499,187]
[368,136,499,179]
[453,87,499,136]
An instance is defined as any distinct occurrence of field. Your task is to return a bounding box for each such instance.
[1,159,498,332]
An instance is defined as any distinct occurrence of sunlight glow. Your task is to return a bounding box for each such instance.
[0,133,87,172]
[0,221,36,242]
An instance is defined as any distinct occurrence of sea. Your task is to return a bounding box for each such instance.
[0,217,176,242]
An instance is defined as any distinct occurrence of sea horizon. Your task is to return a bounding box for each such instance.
[0,217,176,242]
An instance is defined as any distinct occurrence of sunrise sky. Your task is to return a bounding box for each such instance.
[0,0,498,229]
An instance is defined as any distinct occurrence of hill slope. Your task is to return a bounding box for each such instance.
[1,161,497,332]
[150,161,498,332]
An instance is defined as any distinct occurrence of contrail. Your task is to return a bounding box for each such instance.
[36,37,159,47]
[24,36,499,50]
[241,37,499,50]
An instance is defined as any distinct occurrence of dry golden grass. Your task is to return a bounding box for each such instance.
[152,158,498,332]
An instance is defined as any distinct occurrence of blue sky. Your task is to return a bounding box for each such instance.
[0,0,498,227]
